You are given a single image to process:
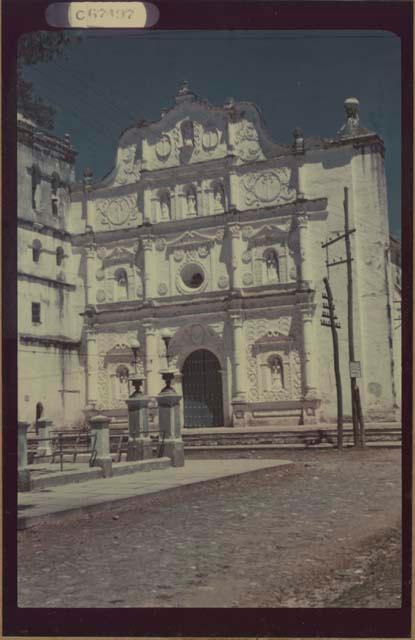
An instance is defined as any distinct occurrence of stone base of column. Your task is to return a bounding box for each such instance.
[231,400,248,428]
[95,457,113,477]
[18,468,31,492]
[302,397,321,425]
[163,440,185,467]
[127,438,153,461]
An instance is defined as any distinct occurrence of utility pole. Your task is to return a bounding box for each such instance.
[321,186,365,448]
[322,278,343,449]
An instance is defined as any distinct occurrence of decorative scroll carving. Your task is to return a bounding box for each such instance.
[96,247,107,259]
[155,237,167,252]
[174,249,185,262]
[242,272,253,286]
[96,289,106,303]
[114,146,141,185]
[155,135,172,160]
[103,246,136,265]
[242,250,252,264]
[233,120,265,162]
[158,282,168,296]
[97,195,138,227]
[242,225,254,240]
[240,169,296,208]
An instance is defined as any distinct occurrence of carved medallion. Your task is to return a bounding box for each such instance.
[155,237,167,252]
[96,269,105,281]
[215,228,225,243]
[242,250,252,264]
[197,245,209,258]
[97,196,137,227]
[156,135,172,160]
[242,272,253,286]
[217,275,229,289]
[191,324,205,345]
[174,249,184,262]
[241,169,296,208]
[158,282,168,296]
[96,289,106,303]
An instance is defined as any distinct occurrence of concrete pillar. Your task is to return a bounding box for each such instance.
[85,243,97,306]
[228,222,242,289]
[157,390,184,467]
[36,417,53,457]
[89,414,112,477]
[125,392,152,460]
[85,326,98,408]
[229,311,247,401]
[18,421,31,492]
[300,306,318,400]
[297,214,313,289]
[143,322,159,397]
[142,235,155,299]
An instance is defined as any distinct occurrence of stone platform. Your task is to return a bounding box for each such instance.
[18,459,292,530]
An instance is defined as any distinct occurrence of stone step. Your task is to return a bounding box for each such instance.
[184,441,401,452]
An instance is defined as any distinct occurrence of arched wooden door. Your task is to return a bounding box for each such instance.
[182,349,224,428]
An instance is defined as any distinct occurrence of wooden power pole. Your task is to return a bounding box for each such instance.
[321,186,365,448]
[322,277,343,449]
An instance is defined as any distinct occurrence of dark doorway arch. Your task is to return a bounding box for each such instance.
[182,349,224,428]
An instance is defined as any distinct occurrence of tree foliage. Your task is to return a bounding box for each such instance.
[17,31,81,130]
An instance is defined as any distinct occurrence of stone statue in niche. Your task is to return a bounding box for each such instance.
[186,189,197,215]
[160,192,171,220]
[213,184,225,212]
[264,249,280,283]
[269,355,284,390]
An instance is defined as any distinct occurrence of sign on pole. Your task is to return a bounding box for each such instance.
[349,361,361,378]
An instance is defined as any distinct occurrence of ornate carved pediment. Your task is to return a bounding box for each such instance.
[240,168,296,208]
[103,246,137,266]
[166,230,215,250]
[104,343,133,363]
[113,145,141,185]
[249,222,290,246]
[233,119,266,163]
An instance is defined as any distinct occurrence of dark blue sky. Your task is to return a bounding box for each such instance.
[22,30,401,235]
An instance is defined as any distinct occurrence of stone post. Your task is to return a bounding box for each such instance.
[18,421,31,492]
[142,235,155,299]
[89,414,113,477]
[85,326,98,409]
[36,417,53,457]
[85,243,97,306]
[297,214,313,289]
[157,386,184,467]
[125,381,152,461]
[173,371,184,428]
[300,306,318,400]
[228,222,242,289]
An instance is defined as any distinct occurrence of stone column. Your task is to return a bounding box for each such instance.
[228,222,242,289]
[229,172,239,209]
[83,169,95,231]
[142,235,155,300]
[143,322,159,398]
[300,306,318,400]
[89,414,112,477]
[143,185,152,223]
[18,421,31,492]
[36,417,53,457]
[125,390,152,460]
[85,326,98,409]
[229,311,247,401]
[85,243,97,306]
[297,214,313,289]
[157,390,184,467]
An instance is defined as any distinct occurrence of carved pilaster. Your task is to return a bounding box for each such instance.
[141,235,155,299]
[227,222,242,289]
[296,214,313,289]
[85,325,98,408]
[85,243,97,306]
[299,305,318,399]
[229,311,247,400]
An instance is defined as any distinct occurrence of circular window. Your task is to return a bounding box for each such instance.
[181,263,205,289]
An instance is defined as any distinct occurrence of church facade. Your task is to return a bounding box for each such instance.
[17,84,401,428]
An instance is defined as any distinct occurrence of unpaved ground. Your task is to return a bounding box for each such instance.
[18,448,401,608]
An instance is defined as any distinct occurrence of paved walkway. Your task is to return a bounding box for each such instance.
[18,459,292,529]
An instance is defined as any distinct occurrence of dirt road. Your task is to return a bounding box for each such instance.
[18,448,401,608]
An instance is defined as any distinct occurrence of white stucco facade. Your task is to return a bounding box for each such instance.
[17,85,401,428]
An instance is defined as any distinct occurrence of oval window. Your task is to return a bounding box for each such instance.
[181,263,205,289]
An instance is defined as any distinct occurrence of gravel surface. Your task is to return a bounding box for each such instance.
[18,448,401,608]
